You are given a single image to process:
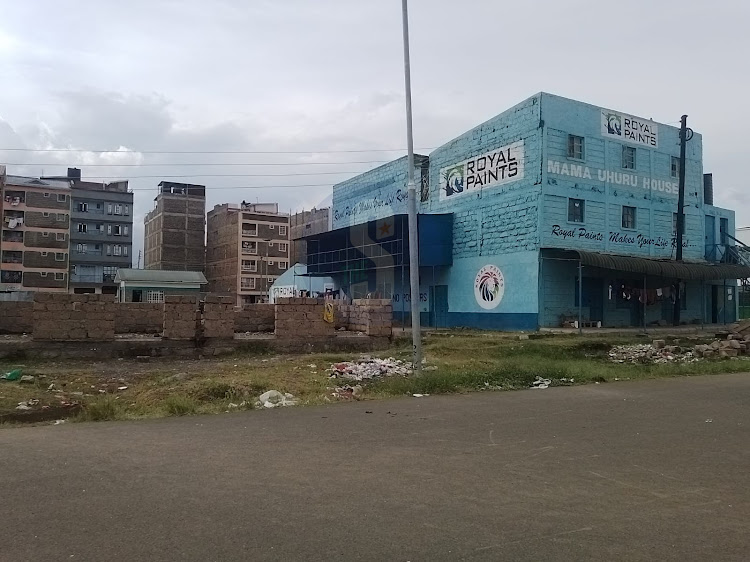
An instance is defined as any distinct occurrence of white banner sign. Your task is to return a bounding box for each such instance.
[601,109,658,148]
[439,141,524,201]
[547,160,678,195]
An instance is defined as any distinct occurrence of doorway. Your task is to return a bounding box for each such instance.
[431,285,449,328]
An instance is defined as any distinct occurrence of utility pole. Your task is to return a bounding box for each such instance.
[401,0,421,372]
[673,114,688,326]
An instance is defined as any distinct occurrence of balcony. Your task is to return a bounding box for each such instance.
[71,274,103,284]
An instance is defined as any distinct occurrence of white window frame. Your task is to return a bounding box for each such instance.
[42,212,50,217]
[279,261,288,270]
[40,271,48,277]
[78,202,88,212]
[671,156,679,179]
[241,277,256,290]
[269,224,275,230]
[77,243,87,253]
[278,242,288,252]
[55,252,65,261]
[78,223,87,233]
[124,246,129,257]
[54,272,65,281]
[57,194,66,203]
[56,232,66,241]
[41,251,48,257]
[43,192,50,198]
[279,225,287,236]
[146,290,165,303]
[123,225,129,236]
[622,146,636,170]
[106,245,112,256]
[56,213,66,221]
[567,134,585,160]
[114,204,123,215]
[113,245,122,256]
[114,225,121,236]
[42,231,49,237]
[243,241,258,255]
[124,205,130,216]
[107,224,112,235]
[107,204,113,214]
[243,223,258,237]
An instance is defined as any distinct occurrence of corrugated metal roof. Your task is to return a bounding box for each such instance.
[546,249,750,280]
[114,269,207,284]
[5,175,71,190]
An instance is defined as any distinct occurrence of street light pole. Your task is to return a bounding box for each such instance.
[401,0,421,372]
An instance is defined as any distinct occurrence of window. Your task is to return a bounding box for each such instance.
[113,245,122,256]
[55,272,65,281]
[242,260,257,272]
[114,204,122,215]
[241,277,256,290]
[42,212,50,217]
[278,242,288,252]
[622,146,636,169]
[269,224,275,230]
[41,251,48,257]
[107,204,113,215]
[124,205,130,216]
[622,206,636,229]
[96,224,104,233]
[78,223,87,233]
[55,252,65,261]
[243,223,258,236]
[568,198,585,223]
[146,291,165,303]
[279,261,288,270]
[267,276,276,283]
[268,241,274,247]
[56,213,66,221]
[268,260,275,267]
[124,246,129,257]
[106,245,112,256]
[40,272,47,277]
[671,156,679,178]
[57,194,66,203]
[56,232,66,241]
[242,241,257,254]
[567,135,584,159]
[77,244,87,253]
[279,225,287,236]
[107,224,112,235]
[113,225,121,236]
[78,202,88,212]
[123,225,129,236]
[42,231,49,237]
[44,192,50,198]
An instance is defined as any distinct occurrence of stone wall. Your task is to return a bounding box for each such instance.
[163,296,199,340]
[32,293,115,341]
[275,297,334,339]
[202,295,235,339]
[234,304,275,333]
[351,299,393,337]
[0,302,33,334]
[114,303,164,334]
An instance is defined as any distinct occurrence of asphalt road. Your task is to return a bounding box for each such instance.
[2,374,749,561]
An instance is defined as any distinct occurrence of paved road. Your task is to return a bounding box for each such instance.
[2,375,749,561]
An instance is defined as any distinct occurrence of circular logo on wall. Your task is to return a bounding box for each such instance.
[474,265,505,310]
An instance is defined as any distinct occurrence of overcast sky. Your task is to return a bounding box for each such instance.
[1,0,748,258]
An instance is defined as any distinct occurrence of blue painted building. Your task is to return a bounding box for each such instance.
[304,93,750,329]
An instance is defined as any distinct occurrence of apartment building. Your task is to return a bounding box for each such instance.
[206,202,290,305]
[0,168,71,292]
[144,181,205,271]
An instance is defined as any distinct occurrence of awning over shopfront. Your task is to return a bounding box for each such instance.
[544,249,750,280]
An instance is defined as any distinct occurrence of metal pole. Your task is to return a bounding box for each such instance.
[401,0,421,371]
[643,276,647,332]
[578,261,583,335]
[673,114,688,325]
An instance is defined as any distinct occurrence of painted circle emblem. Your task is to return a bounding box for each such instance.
[474,265,504,310]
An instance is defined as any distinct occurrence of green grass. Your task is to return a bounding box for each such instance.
[2,331,748,426]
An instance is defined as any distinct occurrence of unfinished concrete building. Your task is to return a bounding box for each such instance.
[290,207,331,265]
[143,182,205,271]
[206,202,290,305]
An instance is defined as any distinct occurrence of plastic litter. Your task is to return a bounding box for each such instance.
[329,357,410,381]
[531,376,551,389]
[1,369,22,381]
[255,390,298,409]
[19,375,35,384]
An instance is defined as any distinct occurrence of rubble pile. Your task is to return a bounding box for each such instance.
[329,357,412,381]
[693,333,750,358]
[608,341,699,364]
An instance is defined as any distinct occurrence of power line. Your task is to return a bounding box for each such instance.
[0,147,434,154]
[34,171,368,180]
[2,160,394,167]
[127,183,334,191]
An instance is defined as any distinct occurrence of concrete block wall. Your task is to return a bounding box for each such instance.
[0,302,33,334]
[202,295,235,339]
[163,296,199,340]
[234,304,275,333]
[114,304,164,334]
[275,297,334,339]
[352,299,393,337]
[32,293,115,341]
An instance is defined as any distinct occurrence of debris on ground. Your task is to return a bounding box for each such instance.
[16,398,40,410]
[331,385,363,400]
[531,376,551,389]
[1,369,22,381]
[329,357,411,381]
[412,393,430,398]
[608,343,699,364]
[255,390,297,409]
[19,375,35,384]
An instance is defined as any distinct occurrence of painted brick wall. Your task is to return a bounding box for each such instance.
[331,155,429,229]
[539,93,735,262]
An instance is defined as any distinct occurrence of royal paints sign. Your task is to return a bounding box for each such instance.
[332,185,408,229]
[474,265,505,310]
[601,109,659,148]
[440,141,524,201]
[550,225,694,249]
[547,160,678,195]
